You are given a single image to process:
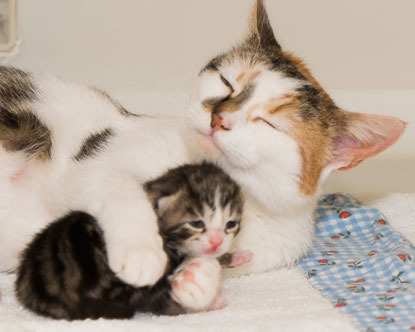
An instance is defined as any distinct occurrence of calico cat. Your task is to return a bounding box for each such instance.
[0,0,405,293]
[15,162,249,319]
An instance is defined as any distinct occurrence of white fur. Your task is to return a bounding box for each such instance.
[188,61,317,273]
[0,60,317,287]
[0,76,190,286]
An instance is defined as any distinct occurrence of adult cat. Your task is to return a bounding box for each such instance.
[0,0,405,298]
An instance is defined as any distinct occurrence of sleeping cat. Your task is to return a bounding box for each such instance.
[0,0,405,293]
[15,162,249,319]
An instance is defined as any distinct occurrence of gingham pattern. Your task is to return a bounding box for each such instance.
[300,193,415,332]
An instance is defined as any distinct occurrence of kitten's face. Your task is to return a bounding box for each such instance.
[144,162,243,258]
[187,0,405,214]
[161,192,242,258]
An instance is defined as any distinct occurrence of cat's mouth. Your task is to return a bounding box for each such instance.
[195,130,223,157]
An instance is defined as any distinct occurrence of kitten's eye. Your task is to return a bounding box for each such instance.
[253,117,277,130]
[188,220,205,229]
[226,220,239,230]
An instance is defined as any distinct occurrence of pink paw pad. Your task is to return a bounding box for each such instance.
[183,270,194,281]
[229,250,254,268]
[189,261,201,268]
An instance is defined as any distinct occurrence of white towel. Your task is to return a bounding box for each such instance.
[1,192,414,332]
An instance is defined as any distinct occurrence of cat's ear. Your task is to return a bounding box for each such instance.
[329,111,406,171]
[246,0,281,52]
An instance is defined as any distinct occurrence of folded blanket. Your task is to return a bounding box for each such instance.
[0,192,414,332]
[300,193,415,331]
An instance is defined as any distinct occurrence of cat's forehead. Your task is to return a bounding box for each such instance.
[200,52,309,107]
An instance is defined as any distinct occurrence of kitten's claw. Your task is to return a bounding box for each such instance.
[170,257,221,311]
[108,237,167,287]
[227,250,254,268]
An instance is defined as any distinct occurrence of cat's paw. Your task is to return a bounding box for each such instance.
[170,257,221,311]
[227,250,254,268]
[108,237,168,287]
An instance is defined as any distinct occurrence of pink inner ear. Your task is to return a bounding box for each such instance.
[332,113,406,171]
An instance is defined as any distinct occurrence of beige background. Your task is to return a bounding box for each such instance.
[9,0,415,192]
[10,0,415,92]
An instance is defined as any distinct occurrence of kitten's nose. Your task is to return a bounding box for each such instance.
[208,231,223,250]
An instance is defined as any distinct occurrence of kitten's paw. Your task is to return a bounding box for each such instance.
[108,236,167,287]
[170,257,221,311]
[227,250,254,268]
[208,296,227,311]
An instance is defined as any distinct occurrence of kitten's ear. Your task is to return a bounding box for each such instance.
[330,111,406,171]
[156,193,180,214]
[246,0,281,52]
[143,178,180,211]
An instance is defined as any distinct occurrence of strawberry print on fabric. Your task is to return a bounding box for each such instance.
[300,193,415,332]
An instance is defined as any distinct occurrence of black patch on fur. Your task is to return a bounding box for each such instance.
[0,66,52,159]
[0,108,52,157]
[249,0,281,53]
[74,128,113,161]
[268,56,306,81]
[16,211,184,320]
[296,85,321,121]
[0,66,36,103]
[15,162,243,320]
[218,253,233,266]
[296,84,340,130]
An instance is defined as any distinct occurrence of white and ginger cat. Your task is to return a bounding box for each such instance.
[0,0,405,303]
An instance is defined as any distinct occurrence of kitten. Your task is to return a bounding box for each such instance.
[15,162,249,319]
[0,0,405,291]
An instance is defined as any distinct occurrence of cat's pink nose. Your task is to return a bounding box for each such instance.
[208,231,223,250]
[211,113,223,130]
[210,113,231,135]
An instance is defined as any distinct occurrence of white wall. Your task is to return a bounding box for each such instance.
[11,0,415,92]
[9,0,415,192]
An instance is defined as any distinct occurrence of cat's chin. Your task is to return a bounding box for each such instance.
[194,131,223,158]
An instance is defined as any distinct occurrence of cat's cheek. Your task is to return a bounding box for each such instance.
[214,129,260,170]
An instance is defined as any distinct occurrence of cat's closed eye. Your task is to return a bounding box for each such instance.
[252,117,277,130]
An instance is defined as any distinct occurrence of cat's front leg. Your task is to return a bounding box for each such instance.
[170,257,221,312]
[95,176,167,287]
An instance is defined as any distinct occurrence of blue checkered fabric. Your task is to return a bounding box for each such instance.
[300,193,415,332]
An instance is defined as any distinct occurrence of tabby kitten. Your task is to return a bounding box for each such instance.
[15,162,247,320]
